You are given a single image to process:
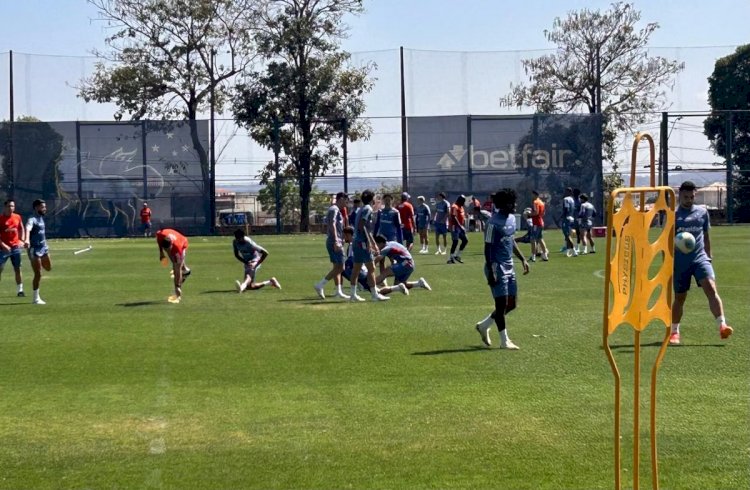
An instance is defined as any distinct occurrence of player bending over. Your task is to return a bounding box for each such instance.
[373,235,431,294]
[233,229,281,293]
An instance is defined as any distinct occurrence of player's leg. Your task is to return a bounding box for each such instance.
[41,253,52,272]
[12,252,24,296]
[698,274,732,340]
[454,230,468,262]
[364,261,389,301]
[28,252,44,304]
[447,230,459,263]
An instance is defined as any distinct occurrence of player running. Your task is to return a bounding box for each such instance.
[25,199,51,304]
[232,229,281,294]
[447,195,468,264]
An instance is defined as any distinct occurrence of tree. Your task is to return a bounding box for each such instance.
[233,0,374,232]
[79,0,259,227]
[501,2,683,164]
[257,179,331,226]
[704,44,750,222]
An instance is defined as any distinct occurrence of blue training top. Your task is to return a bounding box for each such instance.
[26,214,47,249]
[374,207,402,242]
[484,211,517,276]
[674,204,710,269]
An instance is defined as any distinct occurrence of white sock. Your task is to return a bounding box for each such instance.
[456,250,463,258]
[317,278,328,288]
[336,284,344,294]
[351,285,358,297]
[715,316,726,327]
[671,323,680,334]
[33,289,40,300]
[17,284,23,293]
[262,280,270,286]
[499,329,509,343]
[478,313,493,329]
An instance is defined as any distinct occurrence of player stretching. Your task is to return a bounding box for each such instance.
[24,199,51,304]
[374,235,431,294]
[156,228,191,303]
[433,192,450,255]
[415,196,431,254]
[669,181,732,345]
[233,229,281,293]
[349,189,389,302]
[1,199,26,297]
[447,195,468,264]
[314,192,350,299]
[475,189,530,349]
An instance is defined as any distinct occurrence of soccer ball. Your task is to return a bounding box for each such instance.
[675,231,696,254]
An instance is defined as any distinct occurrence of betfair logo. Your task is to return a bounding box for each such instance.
[437,145,467,170]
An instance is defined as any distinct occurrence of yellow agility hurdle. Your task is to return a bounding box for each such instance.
[602,132,675,490]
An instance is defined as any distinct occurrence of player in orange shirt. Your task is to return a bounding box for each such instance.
[529,190,549,262]
[156,228,191,302]
[140,202,153,237]
[447,195,469,264]
[397,192,416,251]
[0,199,26,297]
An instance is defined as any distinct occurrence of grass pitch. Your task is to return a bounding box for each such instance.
[0,227,748,489]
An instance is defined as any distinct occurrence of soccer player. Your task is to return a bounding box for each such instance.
[447,195,468,264]
[578,194,597,254]
[529,190,549,262]
[471,195,483,232]
[156,228,191,302]
[373,193,403,243]
[1,199,26,297]
[433,192,450,255]
[314,192,350,300]
[415,196,431,254]
[397,192,416,251]
[475,188,530,350]
[140,202,153,237]
[232,229,281,293]
[24,199,51,304]
[572,188,582,254]
[374,234,432,293]
[561,187,578,257]
[669,181,732,345]
[349,189,389,302]
[342,227,409,296]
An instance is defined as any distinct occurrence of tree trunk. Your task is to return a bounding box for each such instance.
[299,149,311,232]
[188,110,211,232]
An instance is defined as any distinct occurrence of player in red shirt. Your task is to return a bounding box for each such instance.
[0,199,26,297]
[140,202,153,237]
[397,192,416,251]
[156,228,191,303]
[447,195,469,264]
[529,190,549,262]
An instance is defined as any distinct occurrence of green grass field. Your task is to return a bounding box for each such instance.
[1,227,748,489]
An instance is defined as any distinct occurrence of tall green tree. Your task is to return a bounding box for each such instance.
[704,44,750,223]
[78,0,259,221]
[233,0,374,232]
[501,2,683,163]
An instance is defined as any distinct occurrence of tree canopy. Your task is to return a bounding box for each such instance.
[502,2,683,163]
[704,44,750,222]
[233,0,374,232]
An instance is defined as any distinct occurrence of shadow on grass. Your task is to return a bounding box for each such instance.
[0,302,28,306]
[199,289,236,294]
[606,341,726,352]
[412,345,488,355]
[277,298,333,305]
[118,300,163,307]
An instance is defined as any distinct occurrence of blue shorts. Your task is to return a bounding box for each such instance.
[0,246,23,269]
[485,264,517,298]
[28,244,49,259]
[434,223,447,235]
[326,241,345,264]
[402,229,414,244]
[530,225,544,240]
[674,258,715,294]
[392,260,414,284]
[416,222,429,232]
[451,228,467,242]
[244,261,260,281]
[142,221,152,231]
[352,239,373,263]
[561,219,574,238]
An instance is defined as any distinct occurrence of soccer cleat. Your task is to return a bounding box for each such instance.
[334,290,351,300]
[372,293,390,301]
[669,332,681,345]
[475,324,492,347]
[440,250,447,255]
[236,280,245,293]
[447,257,455,264]
[500,339,520,350]
[314,284,326,299]
[398,283,410,295]
[528,256,536,263]
[270,277,282,289]
[454,256,464,263]
[720,324,733,340]
[435,249,442,255]
[32,298,46,305]
[349,294,366,302]
[418,277,432,291]
[590,249,596,254]
[17,291,25,297]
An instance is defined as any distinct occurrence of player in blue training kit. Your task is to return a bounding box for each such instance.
[415,196,432,254]
[374,235,431,294]
[433,192,450,255]
[25,199,52,304]
[475,189,530,350]
[578,193,597,254]
[342,227,411,296]
[669,181,732,345]
[314,192,350,300]
[373,194,403,243]
[349,189,389,302]
[233,229,281,293]
[560,187,578,257]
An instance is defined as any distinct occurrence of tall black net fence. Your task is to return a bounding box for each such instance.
[0,120,210,237]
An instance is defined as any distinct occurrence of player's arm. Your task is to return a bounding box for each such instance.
[395,212,403,243]
[704,229,712,260]
[257,248,269,265]
[512,240,530,274]
[373,211,381,235]
[24,220,34,248]
[233,244,245,263]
